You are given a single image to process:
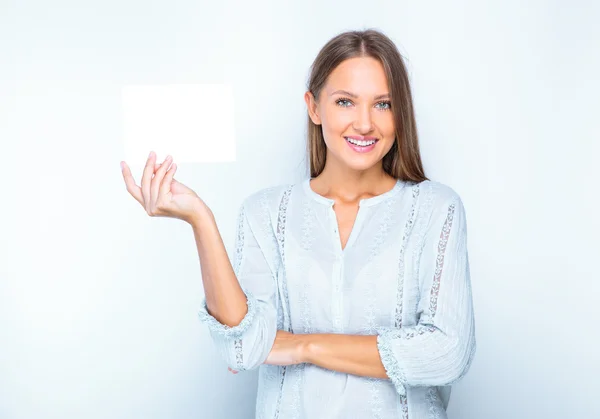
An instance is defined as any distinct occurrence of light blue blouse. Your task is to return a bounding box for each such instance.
[198,178,476,419]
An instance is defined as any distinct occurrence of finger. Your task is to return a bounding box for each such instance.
[120,161,144,206]
[141,151,156,213]
[150,155,172,207]
[159,161,177,197]
[228,367,238,374]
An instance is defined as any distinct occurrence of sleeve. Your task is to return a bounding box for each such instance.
[376,190,477,396]
[197,201,279,372]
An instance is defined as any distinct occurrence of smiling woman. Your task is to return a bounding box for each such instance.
[195,28,476,419]
[121,28,476,419]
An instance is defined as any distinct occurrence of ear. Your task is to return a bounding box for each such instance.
[304,90,321,125]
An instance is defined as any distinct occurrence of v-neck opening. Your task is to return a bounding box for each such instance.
[303,177,405,254]
[338,205,364,253]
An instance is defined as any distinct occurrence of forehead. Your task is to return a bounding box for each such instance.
[325,56,388,94]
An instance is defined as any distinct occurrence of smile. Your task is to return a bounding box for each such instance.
[344,137,378,153]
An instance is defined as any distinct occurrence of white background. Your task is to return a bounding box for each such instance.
[1,1,598,418]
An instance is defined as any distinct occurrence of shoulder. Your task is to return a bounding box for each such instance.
[413,179,467,221]
[419,180,463,205]
[240,182,296,225]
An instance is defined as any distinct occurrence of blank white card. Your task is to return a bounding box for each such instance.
[122,83,236,166]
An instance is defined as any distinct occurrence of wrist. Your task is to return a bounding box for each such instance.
[297,334,314,364]
[188,202,214,229]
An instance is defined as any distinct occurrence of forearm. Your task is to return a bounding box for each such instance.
[190,207,248,327]
[301,333,388,379]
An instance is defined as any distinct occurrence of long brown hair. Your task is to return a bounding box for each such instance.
[306,29,428,183]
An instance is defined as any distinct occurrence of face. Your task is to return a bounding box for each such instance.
[305,56,396,174]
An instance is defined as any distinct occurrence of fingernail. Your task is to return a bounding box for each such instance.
[148,151,154,158]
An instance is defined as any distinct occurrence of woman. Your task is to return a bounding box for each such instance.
[121,29,476,419]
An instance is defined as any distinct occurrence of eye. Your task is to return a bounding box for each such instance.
[376,101,392,110]
[335,98,353,107]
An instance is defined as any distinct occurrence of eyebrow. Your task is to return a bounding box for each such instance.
[329,90,390,100]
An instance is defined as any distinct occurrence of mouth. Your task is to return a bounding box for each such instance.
[344,136,379,152]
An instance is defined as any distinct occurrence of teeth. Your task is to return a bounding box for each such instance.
[346,137,376,146]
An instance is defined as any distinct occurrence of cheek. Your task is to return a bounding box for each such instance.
[380,113,395,131]
[322,108,352,132]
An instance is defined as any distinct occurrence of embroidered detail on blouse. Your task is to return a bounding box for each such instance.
[362,195,398,336]
[375,331,408,397]
[289,364,303,419]
[258,187,284,330]
[233,203,246,276]
[299,198,314,335]
[300,280,312,335]
[430,203,456,318]
[412,181,437,288]
[273,365,288,419]
[276,185,294,332]
[257,365,279,418]
[362,274,379,336]
[426,387,442,419]
[367,194,398,259]
[274,185,294,419]
[197,289,258,339]
[360,196,401,418]
[233,339,244,371]
[231,204,247,370]
[294,244,312,419]
[301,198,315,251]
[394,185,420,329]
[399,394,409,419]
[367,377,383,419]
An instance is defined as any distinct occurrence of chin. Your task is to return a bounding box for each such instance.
[340,156,382,172]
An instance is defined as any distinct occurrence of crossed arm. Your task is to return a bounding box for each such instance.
[256,330,388,379]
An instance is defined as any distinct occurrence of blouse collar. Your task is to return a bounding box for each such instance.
[302,178,405,207]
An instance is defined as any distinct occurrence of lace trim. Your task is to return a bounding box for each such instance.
[426,387,442,419]
[233,204,246,276]
[275,185,294,332]
[376,323,442,398]
[394,185,420,328]
[430,203,456,318]
[234,339,244,371]
[376,330,408,397]
[197,290,258,339]
[399,394,409,419]
[273,185,294,419]
[231,205,247,370]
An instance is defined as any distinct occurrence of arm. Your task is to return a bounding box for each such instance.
[270,189,476,396]
[374,191,476,395]
[196,200,279,371]
[192,207,249,328]
[300,333,388,379]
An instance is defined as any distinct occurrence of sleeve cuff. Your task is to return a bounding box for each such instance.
[376,328,408,397]
[197,290,258,339]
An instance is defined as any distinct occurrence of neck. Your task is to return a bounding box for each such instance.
[311,164,396,204]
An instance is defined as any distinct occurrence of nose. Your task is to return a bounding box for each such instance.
[352,104,374,133]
